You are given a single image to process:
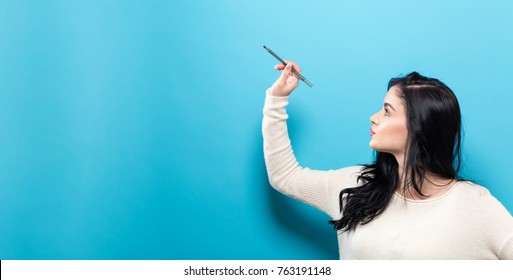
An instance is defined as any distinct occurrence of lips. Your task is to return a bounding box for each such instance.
[370,128,375,136]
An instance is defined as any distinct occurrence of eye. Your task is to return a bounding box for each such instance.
[384,107,390,116]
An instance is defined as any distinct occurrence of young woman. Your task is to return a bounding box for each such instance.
[262,62,513,259]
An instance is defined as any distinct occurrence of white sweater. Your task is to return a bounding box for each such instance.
[262,90,513,259]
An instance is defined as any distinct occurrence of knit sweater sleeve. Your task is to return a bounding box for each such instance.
[498,235,513,259]
[484,194,513,260]
[262,89,362,219]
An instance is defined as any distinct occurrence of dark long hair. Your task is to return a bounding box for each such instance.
[330,72,463,232]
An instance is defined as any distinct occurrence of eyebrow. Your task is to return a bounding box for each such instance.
[384,102,396,111]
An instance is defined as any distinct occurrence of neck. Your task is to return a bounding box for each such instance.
[394,154,456,200]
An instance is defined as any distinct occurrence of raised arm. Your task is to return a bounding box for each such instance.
[262,62,361,218]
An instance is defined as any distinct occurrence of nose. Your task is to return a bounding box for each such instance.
[370,112,379,125]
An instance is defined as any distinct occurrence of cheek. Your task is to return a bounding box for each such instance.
[378,121,403,135]
[389,122,408,147]
[391,122,408,139]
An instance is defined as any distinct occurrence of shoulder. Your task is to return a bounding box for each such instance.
[453,181,501,206]
[329,165,365,185]
[453,181,491,198]
[453,180,512,218]
[326,165,366,195]
[337,165,366,176]
[451,181,513,259]
[325,165,365,219]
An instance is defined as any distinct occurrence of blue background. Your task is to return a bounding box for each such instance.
[1,0,512,259]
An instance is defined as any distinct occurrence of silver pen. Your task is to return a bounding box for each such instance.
[263,45,313,87]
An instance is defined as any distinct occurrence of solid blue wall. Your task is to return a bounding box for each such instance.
[0,0,512,259]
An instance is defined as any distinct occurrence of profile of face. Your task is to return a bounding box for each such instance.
[369,86,408,159]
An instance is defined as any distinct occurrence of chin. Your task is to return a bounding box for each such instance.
[369,143,386,153]
[369,141,378,151]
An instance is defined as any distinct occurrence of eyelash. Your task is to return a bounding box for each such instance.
[384,107,390,116]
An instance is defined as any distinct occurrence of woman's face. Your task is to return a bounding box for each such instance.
[369,86,408,159]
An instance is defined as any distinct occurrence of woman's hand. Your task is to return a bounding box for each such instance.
[269,61,301,97]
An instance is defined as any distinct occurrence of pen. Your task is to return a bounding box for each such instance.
[263,45,313,87]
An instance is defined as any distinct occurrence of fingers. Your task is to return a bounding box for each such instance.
[279,63,293,81]
[285,61,301,73]
[273,61,301,74]
[269,61,301,97]
[274,64,285,70]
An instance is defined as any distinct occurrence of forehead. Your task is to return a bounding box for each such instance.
[384,86,405,110]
